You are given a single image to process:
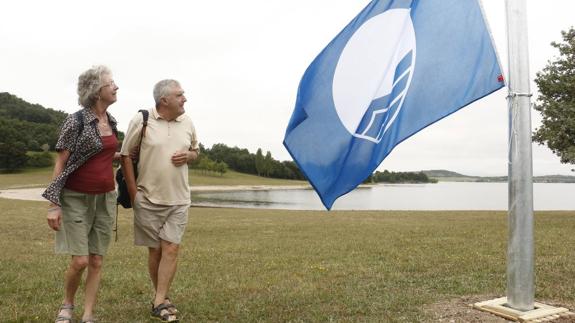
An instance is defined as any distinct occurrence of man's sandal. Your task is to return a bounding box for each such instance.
[151,297,179,315]
[55,304,74,323]
[164,297,179,315]
[151,303,179,322]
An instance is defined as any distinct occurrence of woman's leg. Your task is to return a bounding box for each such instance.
[82,254,103,321]
[58,256,89,319]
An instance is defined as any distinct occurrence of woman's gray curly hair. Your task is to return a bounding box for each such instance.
[77,65,112,108]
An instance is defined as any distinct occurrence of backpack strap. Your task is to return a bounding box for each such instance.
[139,109,149,123]
[133,109,149,162]
[138,109,149,137]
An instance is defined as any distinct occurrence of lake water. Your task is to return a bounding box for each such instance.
[192,182,575,211]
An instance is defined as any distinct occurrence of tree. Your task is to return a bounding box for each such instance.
[263,151,273,177]
[255,148,264,176]
[215,161,228,176]
[28,139,40,151]
[283,161,305,180]
[0,141,29,171]
[26,151,54,168]
[533,27,575,166]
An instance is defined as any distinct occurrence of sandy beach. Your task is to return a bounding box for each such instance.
[0,185,312,202]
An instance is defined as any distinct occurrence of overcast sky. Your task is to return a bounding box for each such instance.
[1,0,573,176]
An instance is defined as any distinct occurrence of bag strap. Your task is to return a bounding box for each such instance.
[134,109,149,162]
[139,109,149,131]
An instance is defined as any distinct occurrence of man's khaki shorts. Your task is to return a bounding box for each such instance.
[133,191,189,248]
[56,189,116,256]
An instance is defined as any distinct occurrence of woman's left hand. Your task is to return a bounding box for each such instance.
[47,207,62,231]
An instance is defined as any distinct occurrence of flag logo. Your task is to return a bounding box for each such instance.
[333,8,416,143]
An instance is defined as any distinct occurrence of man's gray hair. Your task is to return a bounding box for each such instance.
[77,65,111,108]
[153,79,181,105]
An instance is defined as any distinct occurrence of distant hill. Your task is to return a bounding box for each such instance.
[421,169,471,178]
[0,92,67,150]
[0,92,66,124]
[422,169,575,183]
[532,175,575,183]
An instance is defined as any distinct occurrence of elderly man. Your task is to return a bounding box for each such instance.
[120,79,199,322]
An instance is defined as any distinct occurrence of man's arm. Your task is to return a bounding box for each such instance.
[119,113,145,204]
[121,156,138,205]
[187,149,199,164]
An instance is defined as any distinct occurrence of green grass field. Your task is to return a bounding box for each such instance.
[1,196,574,322]
[0,167,55,189]
[0,168,306,190]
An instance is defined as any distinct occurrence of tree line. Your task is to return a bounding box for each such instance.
[365,170,436,184]
[191,144,436,184]
[191,143,306,180]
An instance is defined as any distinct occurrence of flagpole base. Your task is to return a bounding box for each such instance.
[473,297,573,322]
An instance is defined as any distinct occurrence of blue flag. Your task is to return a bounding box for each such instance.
[284,0,504,209]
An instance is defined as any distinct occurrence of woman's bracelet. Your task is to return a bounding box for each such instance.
[48,206,61,212]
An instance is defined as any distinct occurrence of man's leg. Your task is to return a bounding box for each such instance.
[58,256,88,319]
[81,254,103,321]
[153,240,180,307]
[148,247,162,292]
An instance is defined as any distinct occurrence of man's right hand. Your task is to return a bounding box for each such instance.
[128,186,137,207]
[121,155,138,207]
[130,146,140,161]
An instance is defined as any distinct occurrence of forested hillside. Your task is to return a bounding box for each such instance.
[0,93,69,170]
[0,92,67,151]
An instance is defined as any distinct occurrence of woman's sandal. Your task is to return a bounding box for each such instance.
[151,303,179,322]
[55,304,74,323]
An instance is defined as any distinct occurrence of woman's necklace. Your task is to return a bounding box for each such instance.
[97,114,112,136]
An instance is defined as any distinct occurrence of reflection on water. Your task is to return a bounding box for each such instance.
[191,182,575,211]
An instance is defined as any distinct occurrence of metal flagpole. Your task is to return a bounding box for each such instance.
[505,0,534,311]
[475,1,571,319]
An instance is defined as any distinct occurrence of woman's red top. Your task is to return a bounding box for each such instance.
[65,135,118,194]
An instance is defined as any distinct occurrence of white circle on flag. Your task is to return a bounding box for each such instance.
[333,9,416,141]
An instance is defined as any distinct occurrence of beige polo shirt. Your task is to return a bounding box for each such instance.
[120,108,199,205]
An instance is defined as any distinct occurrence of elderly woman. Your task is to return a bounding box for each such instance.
[43,65,119,323]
